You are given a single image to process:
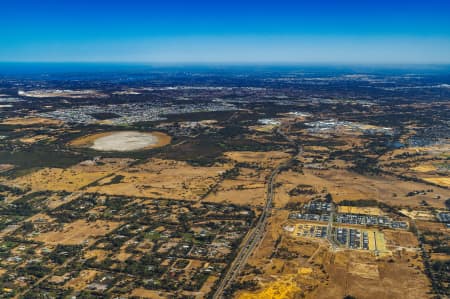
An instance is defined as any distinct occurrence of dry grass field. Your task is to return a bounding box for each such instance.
[64,270,101,291]
[33,219,122,245]
[338,206,384,216]
[197,275,220,298]
[203,167,269,206]
[45,192,83,210]
[348,262,380,280]
[86,158,232,200]
[202,179,266,206]
[11,158,129,192]
[411,164,438,173]
[224,151,290,168]
[297,169,449,209]
[400,209,436,221]
[430,253,450,261]
[273,170,320,208]
[130,288,172,298]
[379,143,450,189]
[6,150,288,204]
[13,168,111,192]
[423,177,450,187]
[415,220,448,233]
[382,144,450,160]
[19,134,54,144]
[0,117,63,126]
[303,145,330,152]
[83,249,109,263]
[383,230,419,249]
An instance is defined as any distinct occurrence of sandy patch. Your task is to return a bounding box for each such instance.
[238,273,302,299]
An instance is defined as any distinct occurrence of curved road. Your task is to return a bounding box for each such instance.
[212,127,299,298]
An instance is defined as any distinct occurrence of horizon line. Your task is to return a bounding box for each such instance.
[1,61,450,66]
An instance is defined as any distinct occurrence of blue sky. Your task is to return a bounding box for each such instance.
[1,0,450,63]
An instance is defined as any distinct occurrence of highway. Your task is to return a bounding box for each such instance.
[212,127,299,298]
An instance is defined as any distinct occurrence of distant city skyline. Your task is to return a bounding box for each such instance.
[1,0,450,63]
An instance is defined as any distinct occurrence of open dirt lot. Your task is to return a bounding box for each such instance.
[307,250,430,299]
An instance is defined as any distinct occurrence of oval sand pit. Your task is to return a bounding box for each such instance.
[70,131,171,152]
